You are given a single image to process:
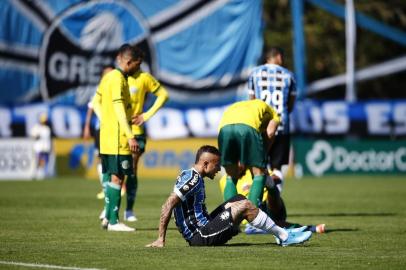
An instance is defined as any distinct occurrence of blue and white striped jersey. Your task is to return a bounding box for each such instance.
[173,168,210,241]
[248,64,296,134]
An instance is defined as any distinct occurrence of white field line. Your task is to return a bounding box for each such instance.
[0,260,105,270]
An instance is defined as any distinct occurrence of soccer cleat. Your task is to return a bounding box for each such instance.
[107,223,135,232]
[96,191,105,200]
[124,210,138,222]
[275,226,309,244]
[245,224,269,235]
[101,218,109,230]
[286,226,308,233]
[276,230,312,247]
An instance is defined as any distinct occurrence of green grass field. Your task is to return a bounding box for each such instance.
[0,175,405,270]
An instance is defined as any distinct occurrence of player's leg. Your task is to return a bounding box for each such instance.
[125,152,140,221]
[35,152,48,179]
[94,129,106,200]
[225,195,312,246]
[218,125,240,200]
[223,164,239,200]
[105,173,124,225]
[248,167,267,206]
[189,196,245,246]
[238,125,267,206]
[265,177,286,223]
[269,134,290,193]
[101,154,134,231]
[125,135,145,221]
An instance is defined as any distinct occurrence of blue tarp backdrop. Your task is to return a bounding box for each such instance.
[0,0,263,107]
[1,0,405,140]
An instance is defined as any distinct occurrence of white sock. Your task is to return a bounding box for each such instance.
[250,209,288,241]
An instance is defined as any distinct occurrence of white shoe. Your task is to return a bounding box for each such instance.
[107,223,135,232]
[124,210,138,222]
[99,209,106,220]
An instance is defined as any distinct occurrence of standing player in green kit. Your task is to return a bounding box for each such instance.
[92,44,141,232]
[218,99,280,207]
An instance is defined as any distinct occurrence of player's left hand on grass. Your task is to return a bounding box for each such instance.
[145,239,164,248]
[132,114,145,126]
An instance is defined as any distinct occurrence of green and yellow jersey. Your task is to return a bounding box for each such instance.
[128,71,169,135]
[92,69,134,155]
[219,99,280,132]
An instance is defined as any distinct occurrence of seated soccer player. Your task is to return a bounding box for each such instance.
[146,145,312,247]
[219,168,326,234]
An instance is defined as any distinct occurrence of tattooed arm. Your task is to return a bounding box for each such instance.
[146,192,181,248]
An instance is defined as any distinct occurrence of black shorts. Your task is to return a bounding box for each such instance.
[268,134,290,169]
[188,195,244,246]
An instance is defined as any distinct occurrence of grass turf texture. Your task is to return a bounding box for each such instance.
[0,175,405,270]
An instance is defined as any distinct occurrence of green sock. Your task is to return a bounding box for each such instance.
[224,176,238,201]
[126,174,138,211]
[101,173,110,216]
[102,173,110,195]
[105,182,121,225]
[248,175,266,207]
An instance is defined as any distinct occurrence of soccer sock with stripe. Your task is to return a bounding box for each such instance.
[223,176,238,201]
[250,209,288,241]
[248,175,266,207]
[105,182,121,225]
[125,174,138,211]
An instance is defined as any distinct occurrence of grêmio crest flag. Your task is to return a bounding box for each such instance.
[0,0,263,107]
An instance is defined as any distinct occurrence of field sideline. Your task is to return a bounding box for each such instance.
[0,175,405,269]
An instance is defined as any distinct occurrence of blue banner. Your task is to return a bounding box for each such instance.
[1,100,405,139]
[0,0,263,107]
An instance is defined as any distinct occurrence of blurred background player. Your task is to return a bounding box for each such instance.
[124,46,169,222]
[146,145,312,247]
[92,44,140,232]
[246,47,291,230]
[218,99,280,207]
[248,46,296,191]
[83,65,114,202]
[30,113,53,179]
